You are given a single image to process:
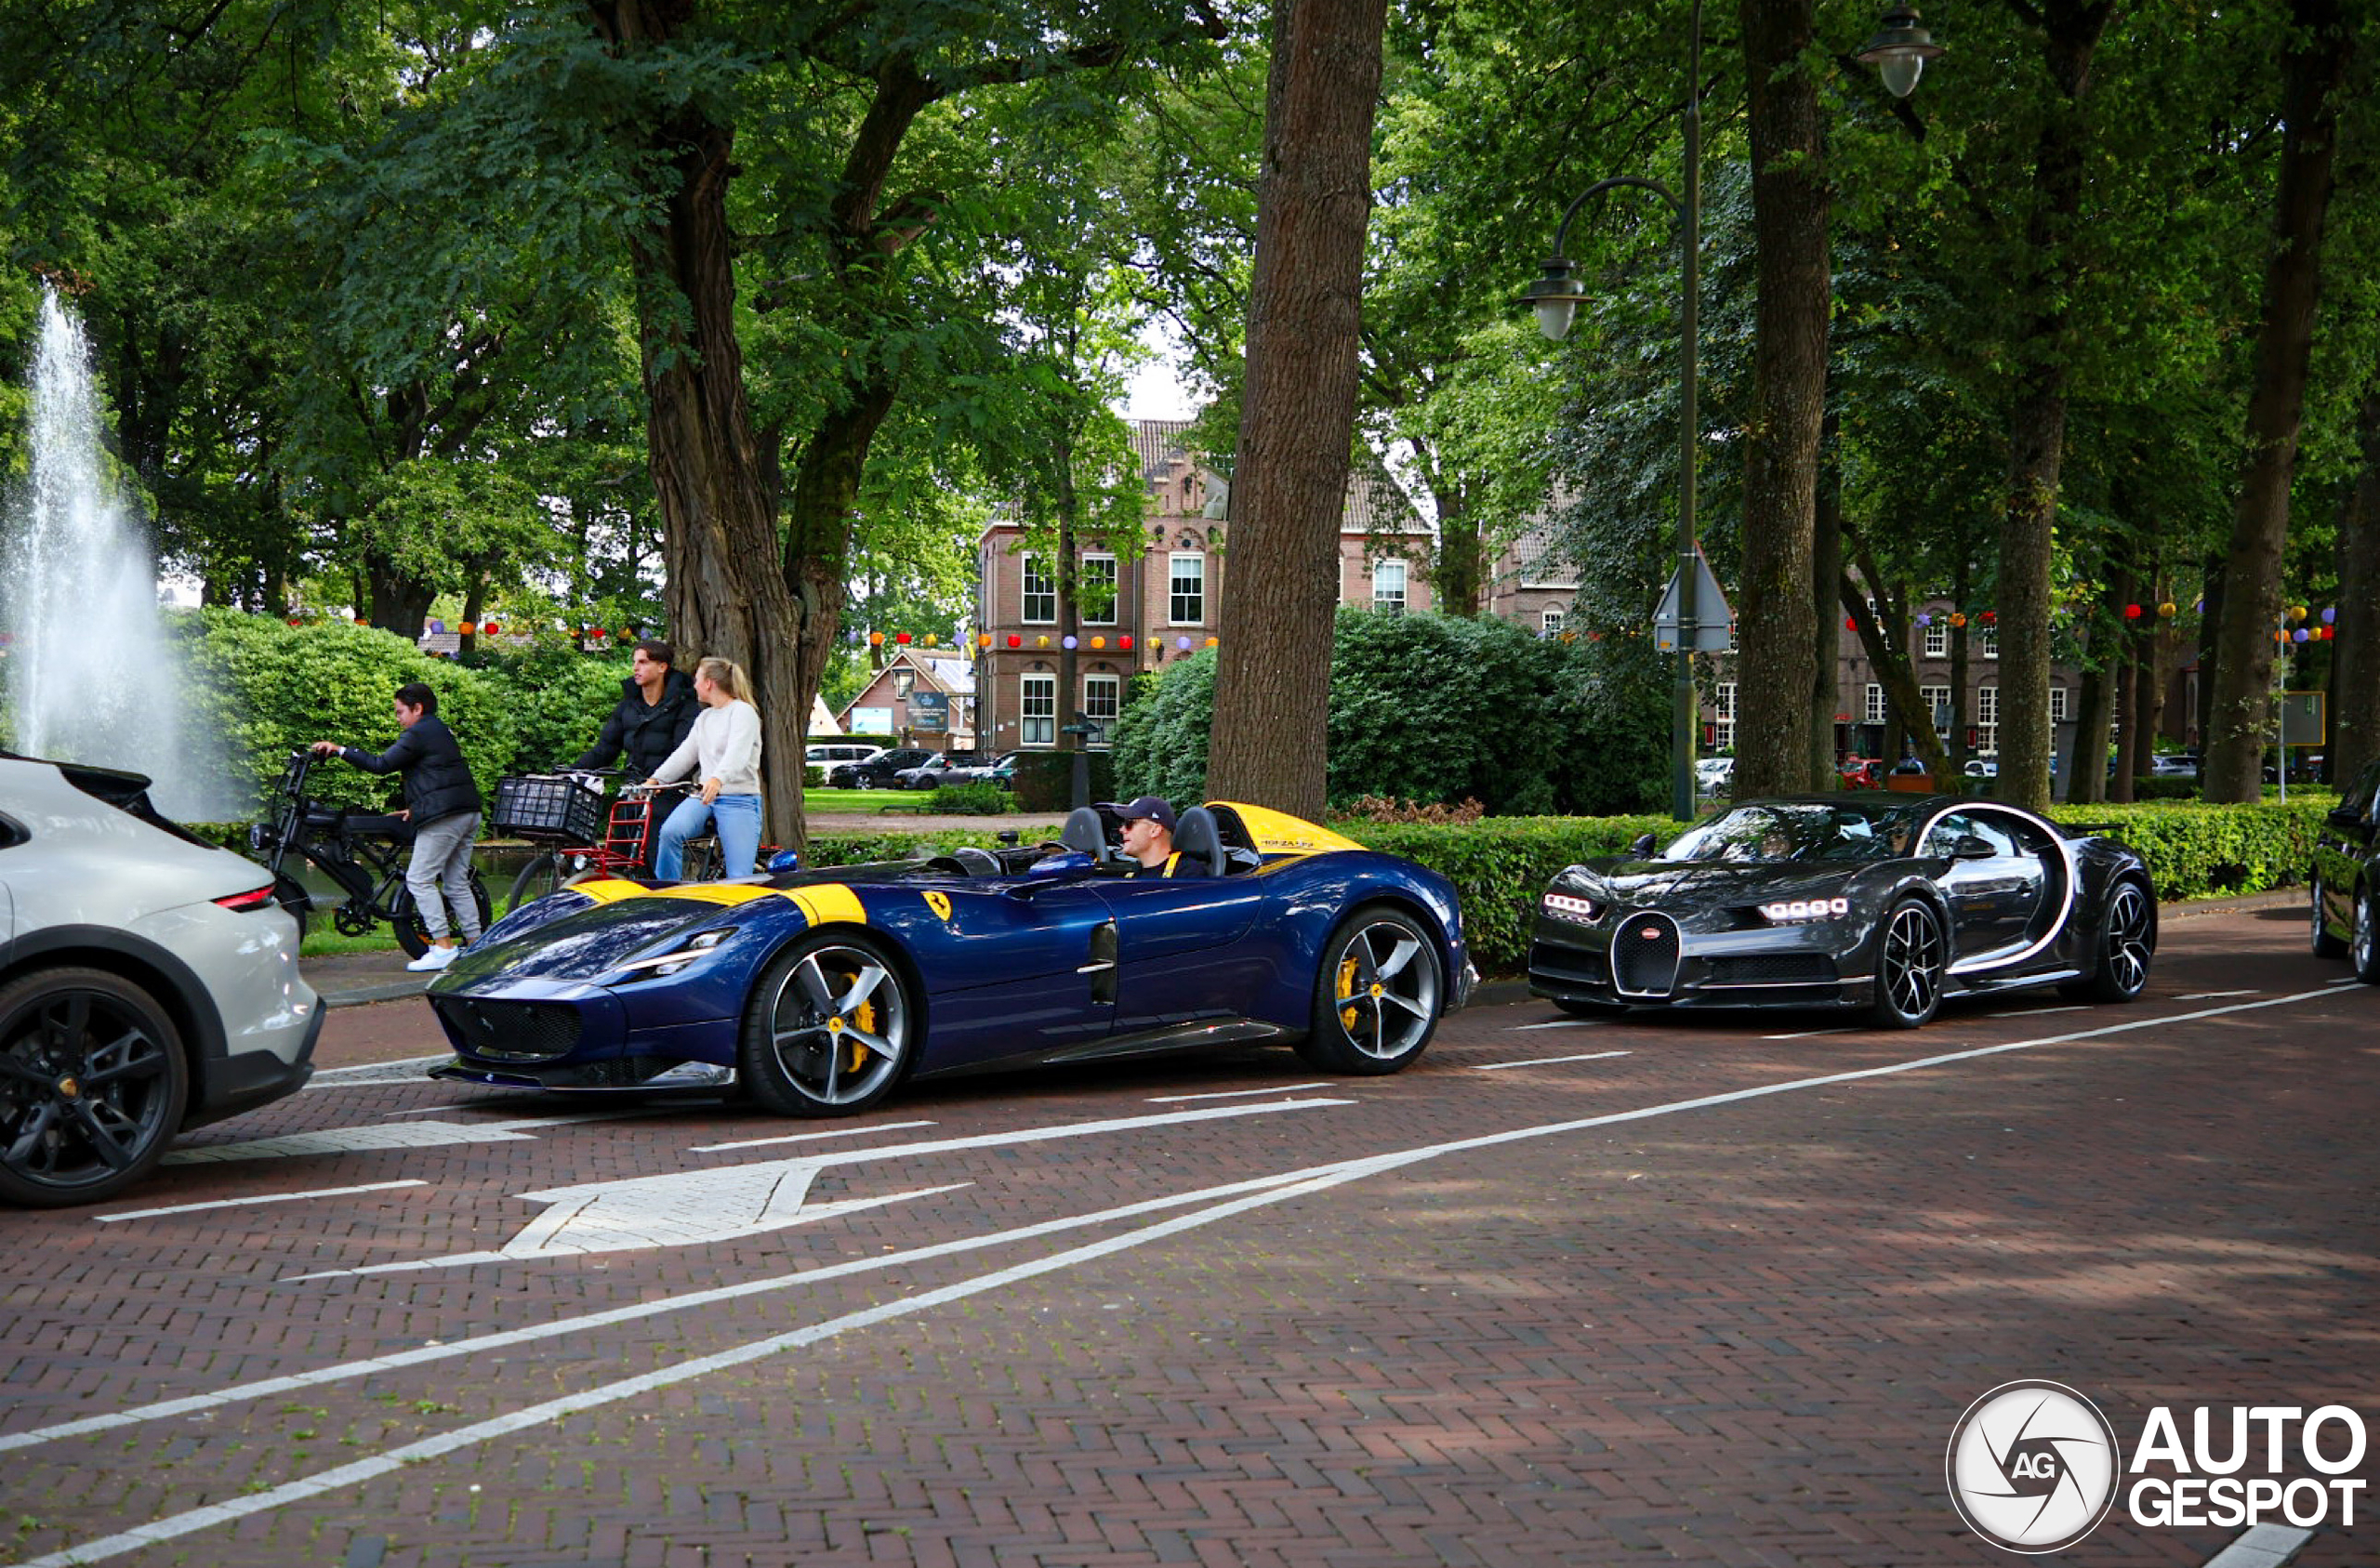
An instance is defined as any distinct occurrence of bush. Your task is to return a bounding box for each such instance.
[472,640,639,774]
[2045,797,2333,901]
[178,610,518,818]
[926,782,1012,815]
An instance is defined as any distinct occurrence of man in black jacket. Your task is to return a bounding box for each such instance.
[312,682,484,971]
[574,639,700,779]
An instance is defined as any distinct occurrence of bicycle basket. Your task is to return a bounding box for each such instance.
[491,774,607,843]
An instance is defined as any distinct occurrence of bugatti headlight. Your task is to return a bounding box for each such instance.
[1760,896,1851,924]
[611,927,734,981]
[1541,890,1606,924]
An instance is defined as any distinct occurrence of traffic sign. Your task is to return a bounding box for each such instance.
[1653,550,1734,653]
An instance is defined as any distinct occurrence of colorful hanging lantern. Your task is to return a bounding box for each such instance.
[895,631,912,644]
[1118,635,1133,651]
[923,633,938,647]
[2124,604,2142,619]
[1037,635,1050,648]
[1980,611,1996,624]
[867,630,884,646]
[1089,636,1105,650]
[429,619,445,635]
[1950,613,1967,628]
[1176,636,1192,651]
[2288,605,2307,623]
[286,617,301,627]
[483,621,500,636]
[978,634,993,649]
[1204,636,1218,648]
[2323,606,2337,625]
[1062,635,1078,650]
[1006,634,1021,648]
[2158,602,2176,618]
[2293,627,2310,642]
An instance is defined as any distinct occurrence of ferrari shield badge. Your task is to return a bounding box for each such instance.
[923,889,953,922]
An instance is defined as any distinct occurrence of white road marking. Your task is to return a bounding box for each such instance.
[295,1098,1355,1277]
[15,986,2349,1563]
[1765,1026,1858,1039]
[1473,1050,1631,1072]
[164,1110,659,1164]
[2176,990,2259,1000]
[2326,976,2365,986]
[303,1055,449,1087]
[95,1181,429,1222]
[1509,1019,1605,1031]
[1146,1084,1331,1102]
[1982,1005,2090,1018]
[684,1119,935,1147]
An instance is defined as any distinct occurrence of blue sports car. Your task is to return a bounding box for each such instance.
[428,802,1474,1114]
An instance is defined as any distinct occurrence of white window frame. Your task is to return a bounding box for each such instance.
[1921,684,1951,732]
[1169,552,1205,626]
[2049,686,2070,724]
[1865,683,1888,726]
[1923,621,1949,658]
[1976,684,1999,754]
[1020,673,1055,746]
[1078,553,1117,626]
[1372,559,1408,615]
[1712,681,1738,753]
[1541,607,1566,635]
[1021,555,1056,626]
[1978,626,1999,659]
[1083,673,1120,746]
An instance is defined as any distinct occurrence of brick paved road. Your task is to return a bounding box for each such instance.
[0,905,2372,1568]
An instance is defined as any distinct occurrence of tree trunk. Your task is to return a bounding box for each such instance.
[1996,1,2111,811]
[2333,385,2380,784]
[1841,546,1950,782]
[2067,562,2133,805]
[1207,0,1385,817]
[1429,478,1481,615]
[1729,0,1827,799]
[2204,0,2352,802]
[1807,420,1843,792]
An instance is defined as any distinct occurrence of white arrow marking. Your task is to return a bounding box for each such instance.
[163,1111,656,1164]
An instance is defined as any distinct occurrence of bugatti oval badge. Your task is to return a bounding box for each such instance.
[1641,926,1660,941]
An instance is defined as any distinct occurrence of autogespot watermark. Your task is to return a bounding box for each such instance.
[1948,1382,2370,1553]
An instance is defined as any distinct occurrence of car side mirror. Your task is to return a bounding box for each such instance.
[1952,835,1997,861]
[1629,832,1659,857]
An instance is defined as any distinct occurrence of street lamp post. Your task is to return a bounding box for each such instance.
[1520,0,1940,824]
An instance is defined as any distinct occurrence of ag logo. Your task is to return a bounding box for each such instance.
[1947,1381,2119,1553]
[922,890,952,922]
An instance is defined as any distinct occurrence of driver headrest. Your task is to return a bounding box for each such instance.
[1171,805,1226,876]
[1060,805,1110,861]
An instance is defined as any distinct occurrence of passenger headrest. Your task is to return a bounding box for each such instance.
[1171,805,1225,877]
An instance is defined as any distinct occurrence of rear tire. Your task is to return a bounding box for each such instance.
[1295,907,1444,1074]
[2311,876,2349,958]
[392,871,495,959]
[0,968,189,1207]
[2060,877,2154,1002]
[1867,899,1946,1029]
[2354,887,2380,985]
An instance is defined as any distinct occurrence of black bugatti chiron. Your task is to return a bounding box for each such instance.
[1527,796,2157,1028]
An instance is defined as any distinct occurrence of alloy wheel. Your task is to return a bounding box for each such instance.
[762,942,909,1108]
[1877,903,1944,1023]
[2105,883,2153,996]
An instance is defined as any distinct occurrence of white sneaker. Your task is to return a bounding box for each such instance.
[406,945,459,972]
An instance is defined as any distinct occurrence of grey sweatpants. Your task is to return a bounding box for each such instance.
[408,810,483,943]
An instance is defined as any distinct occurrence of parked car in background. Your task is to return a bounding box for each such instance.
[1963,759,1998,779]
[2310,756,2380,982]
[2147,753,2201,780]
[0,751,322,1205]
[893,752,979,790]
[970,750,1026,790]
[826,746,937,789]
[1695,758,1734,796]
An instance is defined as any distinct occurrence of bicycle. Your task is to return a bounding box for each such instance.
[496,770,684,913]
[248,751,494,959]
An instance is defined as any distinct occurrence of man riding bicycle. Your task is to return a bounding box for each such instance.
[571,639,699,872]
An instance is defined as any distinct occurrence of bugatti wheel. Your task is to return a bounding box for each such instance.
[0,968,189,1208]
[1297,907,1443,1074]
[2310,876,2348,958]
[2354,889,2380,985]
[1867,899,1945,1029]
[2062,878,2155,1002]
[740,933,914,1115]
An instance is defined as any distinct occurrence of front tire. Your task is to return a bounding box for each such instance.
[2061,877,2155,1002]
[0,968,189,1207]
[2311,876,2349,958]
[739,933,915,1115]
[1296,907,1444,1074]
[1868,899,1946,1029]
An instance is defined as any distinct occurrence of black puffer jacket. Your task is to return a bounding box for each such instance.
[573,668,700,780]
[338,714,482,826]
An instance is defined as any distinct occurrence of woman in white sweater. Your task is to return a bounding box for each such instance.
[646,656,764,878]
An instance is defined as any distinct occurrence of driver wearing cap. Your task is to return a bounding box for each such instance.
[1114,796,1182,877]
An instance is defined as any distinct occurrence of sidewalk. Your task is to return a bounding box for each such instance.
[299,883,2308,1010]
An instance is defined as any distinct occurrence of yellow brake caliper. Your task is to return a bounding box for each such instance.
[849,990,877,1073]
[1338,957,1361,1029]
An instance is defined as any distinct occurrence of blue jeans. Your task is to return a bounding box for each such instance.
[654,792,761,879]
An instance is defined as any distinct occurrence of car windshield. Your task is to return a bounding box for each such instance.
[1657,803,1924,863]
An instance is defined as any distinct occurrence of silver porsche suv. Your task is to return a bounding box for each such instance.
[0,752,322,1206]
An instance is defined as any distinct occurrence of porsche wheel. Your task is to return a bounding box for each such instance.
[2311,876,2348,958]
[1297,907,1443,1074]
[2355,888,2380,985]
[0,968,189,1208]
[1867,899,1945,1029]
[2061,878,2155,1003]
[740,934,914,1115]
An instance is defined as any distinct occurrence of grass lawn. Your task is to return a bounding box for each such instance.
[804,786,943,812]
[298,925,400,959]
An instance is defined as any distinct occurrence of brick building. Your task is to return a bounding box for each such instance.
[970,420,1433,753]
